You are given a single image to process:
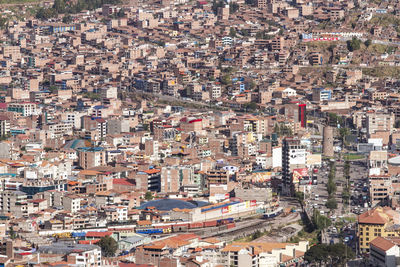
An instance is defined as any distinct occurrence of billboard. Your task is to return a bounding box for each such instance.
[250,172,272,182]
[292,168,308,183]
[289,149,306,165]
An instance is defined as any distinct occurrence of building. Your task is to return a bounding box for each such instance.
[78,147,106,169]
[312,88,332,102]
[7,102,38,116]
[366,112,395,135]
[0,190,28,217]
[298,103,306,128]
[282,138,306,195]
[39,242,102,266]
[370,236,400,267]
[358,207,400,253]
[221,241,309,267]
[0,115,10,136]
[206,170,229,187]
[309,52,322,65]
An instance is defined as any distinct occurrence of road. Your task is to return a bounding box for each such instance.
[304,155,368,254]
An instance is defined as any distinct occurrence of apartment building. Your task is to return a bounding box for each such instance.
[78,147,106,169]
[358,207,400,253]
[366,112,395,135]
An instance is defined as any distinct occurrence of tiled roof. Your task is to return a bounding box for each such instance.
[358,208,390,225]
[370,236,396,252]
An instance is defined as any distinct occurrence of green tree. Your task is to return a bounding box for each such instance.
[305,244,354,265]
[62,14,73,23]
[53,0,66,13]
[295,191,304,205]
[312,210,331,230]
[339,127,350,147]
[36,7,58,20]
[243,102,258,111]
[241,29,250,36]
[212,0,224,14]
[364,39,372,47]
[229,2,239,13]
[229,27,237,38]
[97,236,118,257]
[347,37,362,52]
[145,191,153,200]
[273,123,281,136]
[9,227,16,240]
[304,244,329,264]
[326,197,338,210]
[327,179,336,196]
[0,16,7,29]
[220,74,231,85]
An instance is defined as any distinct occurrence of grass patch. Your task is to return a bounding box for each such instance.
[363,67,400,78]
[0,0,39,4]
[289,229,319,245]
[343,153,364,161]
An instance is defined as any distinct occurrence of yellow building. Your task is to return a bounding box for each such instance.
[358,207,400,253]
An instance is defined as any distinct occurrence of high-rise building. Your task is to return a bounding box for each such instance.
[366,112,395,135]
[0,115,10,136]
[298,104,306,128]
[282,138,306,195]
[358,207,400,253]
[78,147,106,169]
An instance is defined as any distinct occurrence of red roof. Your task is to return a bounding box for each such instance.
[113,179,135,186]
[143,169,161,175]
[79,239,100,244]
[85,231,112,237]
[188,119,202,123]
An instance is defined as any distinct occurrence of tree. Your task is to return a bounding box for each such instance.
[304,244,329,264]
[305,244,354,265]
[347,37,362,52]
[326,197,338,210]
[212,0,224,14]
[229,27,237,38]
[339,127,350,147]
[97,236,118,257]
[327,179,336,196]
[364,39,372,47]
[53,0,66,13]
[312,210,331,230]
[0,16,7,29]
[9,227,16,240]
[229,2,239,13]
[36,7,58,20]
[145,191,153,200]
[220,74,231,85]
[295,191,304,205]
[243,102,258,111]
[62,14,73,23]
[273,123,281,136]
